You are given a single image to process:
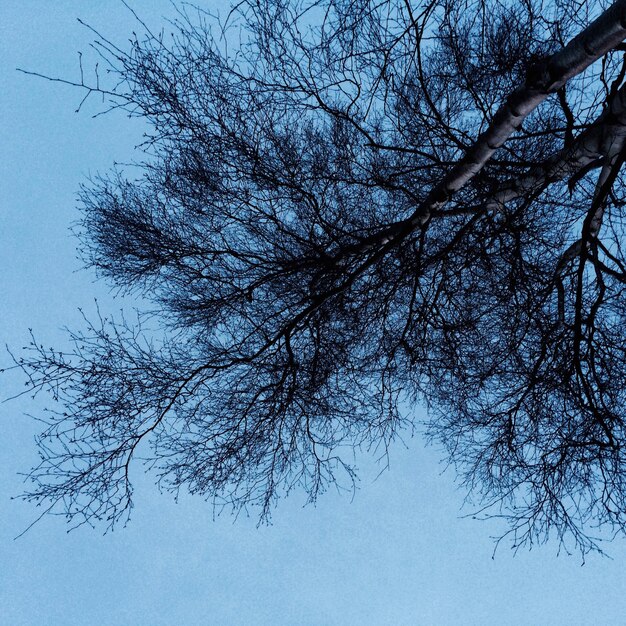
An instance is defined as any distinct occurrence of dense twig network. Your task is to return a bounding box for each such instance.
[10,0,626,554]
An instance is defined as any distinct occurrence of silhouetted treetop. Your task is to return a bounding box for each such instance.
[12,0,626,553]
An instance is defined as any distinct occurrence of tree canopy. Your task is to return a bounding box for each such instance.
[11,0,626,554]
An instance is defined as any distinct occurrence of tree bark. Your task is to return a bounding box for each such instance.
[485,83,626,215]
[345,0,626,256]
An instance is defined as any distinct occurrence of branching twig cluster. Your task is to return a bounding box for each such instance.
[9,0,626,554]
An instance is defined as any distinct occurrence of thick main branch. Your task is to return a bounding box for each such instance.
[485,83,626,214]
[341,0,626,257]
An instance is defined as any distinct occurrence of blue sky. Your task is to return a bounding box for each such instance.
[2,2,626,625]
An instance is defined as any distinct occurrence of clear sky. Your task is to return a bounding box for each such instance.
[2,2,626,625]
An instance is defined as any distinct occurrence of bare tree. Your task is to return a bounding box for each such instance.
[10,0,626,553]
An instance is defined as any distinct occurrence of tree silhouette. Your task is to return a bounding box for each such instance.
[11,0,626,553]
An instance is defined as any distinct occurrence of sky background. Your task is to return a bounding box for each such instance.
[2,2,626,625]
